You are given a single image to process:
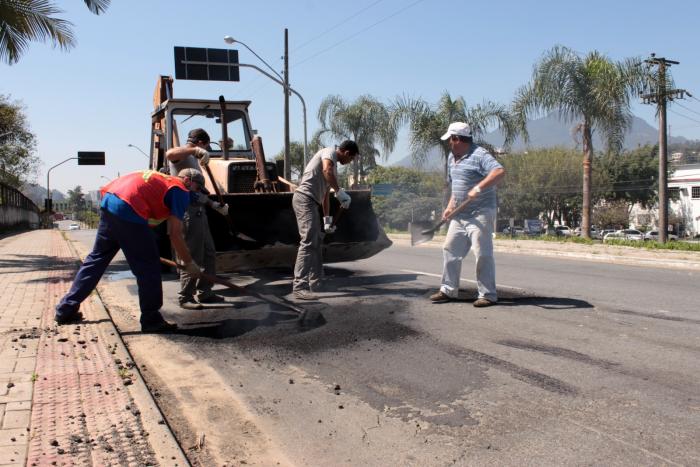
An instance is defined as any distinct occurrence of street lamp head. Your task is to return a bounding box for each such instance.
[224,36,236,45]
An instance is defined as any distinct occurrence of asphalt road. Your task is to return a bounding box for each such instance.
[66,230,700,466]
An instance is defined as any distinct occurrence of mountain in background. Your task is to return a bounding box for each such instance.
[484,113,688,152]
[391,113,693,171]
[21,184,65,206]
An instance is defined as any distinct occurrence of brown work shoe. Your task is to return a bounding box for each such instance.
[473,298,496,308]
[141,320,178,333]
[179,299,203,310]
[293,290,318,301]
[55,311,84,325]
[197,294,225,304]
[429,291,452,303]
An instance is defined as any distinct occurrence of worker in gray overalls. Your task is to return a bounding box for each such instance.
[176,168,227,309]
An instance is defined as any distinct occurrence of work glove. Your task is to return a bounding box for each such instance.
[334,188,351,209]
[183,261,203,277]
[193,147,210,166]
[323,215,336,234]
[212,201,229,216]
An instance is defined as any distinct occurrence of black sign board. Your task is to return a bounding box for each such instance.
[77,151,105,166]
[174,47,240,82]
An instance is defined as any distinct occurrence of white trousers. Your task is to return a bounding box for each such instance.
[440,209,497,301]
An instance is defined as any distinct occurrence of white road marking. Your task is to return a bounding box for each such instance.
[400,269,526,292]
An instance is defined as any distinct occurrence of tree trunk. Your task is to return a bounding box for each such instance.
[581,122,593,239]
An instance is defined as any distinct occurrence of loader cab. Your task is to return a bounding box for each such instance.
[150,98,255,167]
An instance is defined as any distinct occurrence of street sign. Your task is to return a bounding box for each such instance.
[174,47,240,82]
[77,152,105,166]
[372,183,394,197]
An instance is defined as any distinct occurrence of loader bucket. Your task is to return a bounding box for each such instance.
[207,189,392,272]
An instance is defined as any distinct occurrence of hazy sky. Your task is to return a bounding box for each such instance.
[4,0,700,193]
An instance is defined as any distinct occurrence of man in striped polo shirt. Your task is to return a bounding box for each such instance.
[430,122,505,307]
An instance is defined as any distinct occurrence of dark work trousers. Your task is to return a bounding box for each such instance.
[178,203,216,303]
[55,209,166,326]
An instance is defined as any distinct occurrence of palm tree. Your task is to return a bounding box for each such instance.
[513,45,644,238]
[315,95,399,186]
[393,91,517,207]
[0,0,110,65]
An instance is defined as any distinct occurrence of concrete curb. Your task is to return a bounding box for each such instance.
[389,233,700,271]
[60,232,190,466]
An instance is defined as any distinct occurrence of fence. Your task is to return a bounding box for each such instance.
[0,181,41,231]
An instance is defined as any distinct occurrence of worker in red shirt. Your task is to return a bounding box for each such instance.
[54,169,203,333]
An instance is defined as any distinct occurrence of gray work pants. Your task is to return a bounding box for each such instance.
[292,192,323,292]
[178,204,216,303]
[440,208,497,302]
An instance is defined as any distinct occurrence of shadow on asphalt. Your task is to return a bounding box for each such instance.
[496,296,594,310]
[119,310,326,339]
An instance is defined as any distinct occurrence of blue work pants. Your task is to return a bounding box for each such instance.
[55,209,165,326]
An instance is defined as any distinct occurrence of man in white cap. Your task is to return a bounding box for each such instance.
[430,122,505,307]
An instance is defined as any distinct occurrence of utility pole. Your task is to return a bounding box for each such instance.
[283,28,291,180]
[640,54,686,243]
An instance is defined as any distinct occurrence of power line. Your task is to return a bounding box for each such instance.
[673,101,700,118]
[293,0,427,68]
[668,108,700,125]
[292,0,387,53]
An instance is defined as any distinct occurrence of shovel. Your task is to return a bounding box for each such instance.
[160,257,304,315]
[201,163,257,243]
[410,198,472,246]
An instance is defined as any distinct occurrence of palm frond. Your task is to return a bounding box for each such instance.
[0,0,76,64]
[83,0,110,15]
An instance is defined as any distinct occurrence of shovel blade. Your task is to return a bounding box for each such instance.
[410,221,437,246]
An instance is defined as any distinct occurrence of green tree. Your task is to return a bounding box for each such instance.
[0,0,110,65]
[0,95,39,187]
[598,145,659,208]
[66,185,85,212]
[315,95,399,186]
[513,45,645,238]
[274,140,320,181]
[393,92,517,209]
[498,148,611,227]
[368,166,443,230]
[592,200,630,230]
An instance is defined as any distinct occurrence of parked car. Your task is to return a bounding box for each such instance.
[599,229,615,240]
[502,226,525,236]
[555,226,573,236]
[644,231,678,241]
[603,229,644,242]
[68,223,79,231]
[573,226,599,237]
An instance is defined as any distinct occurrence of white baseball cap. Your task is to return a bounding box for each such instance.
[440,122,473,140]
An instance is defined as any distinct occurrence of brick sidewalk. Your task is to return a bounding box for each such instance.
[0,230,187,466]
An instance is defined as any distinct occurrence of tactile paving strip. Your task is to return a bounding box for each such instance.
[26,232,158,466]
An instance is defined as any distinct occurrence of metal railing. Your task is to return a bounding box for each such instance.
[0,181,40,231]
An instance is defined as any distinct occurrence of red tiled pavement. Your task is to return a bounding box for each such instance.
[0,230,185,466]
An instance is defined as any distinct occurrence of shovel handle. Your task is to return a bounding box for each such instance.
[422,198,472,234]
[332,207,345,227]
[203,164,224,203]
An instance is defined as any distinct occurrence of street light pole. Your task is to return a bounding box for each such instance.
[45,157,77,225]
[224,34,308,173]
[127,144,149,159]
[283,29,291,180]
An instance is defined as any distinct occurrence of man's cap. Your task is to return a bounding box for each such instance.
[186,128,210,144]
[440,122,473,140]
[178,168,205,185]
